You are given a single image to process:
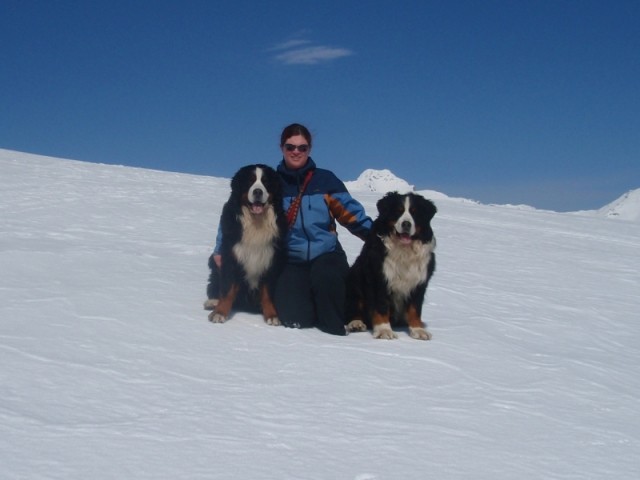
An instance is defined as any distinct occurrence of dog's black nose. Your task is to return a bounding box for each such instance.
[252,188,263,200]
[401,220,412,231]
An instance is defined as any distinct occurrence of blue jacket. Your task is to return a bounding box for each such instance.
[213,158,372,264]
[278,158,372,263]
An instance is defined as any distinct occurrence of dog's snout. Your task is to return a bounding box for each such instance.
[252,188,264,201]
[401,220,412,231]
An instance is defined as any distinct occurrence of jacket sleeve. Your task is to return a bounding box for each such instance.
[325,190,373,241]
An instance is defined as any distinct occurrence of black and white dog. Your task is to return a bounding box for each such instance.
[345,192,437,340]
[208,164,287,325]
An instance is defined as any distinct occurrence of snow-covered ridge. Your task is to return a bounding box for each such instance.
[596,189,640,221]
[344,168,415,193]
[344,166,640,221]
[344,168,456,205]
[345,166,640,221]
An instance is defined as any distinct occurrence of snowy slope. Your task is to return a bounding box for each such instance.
[1,149,640,480]
[596,189,640,221]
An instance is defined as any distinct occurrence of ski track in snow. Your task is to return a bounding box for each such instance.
[1,149,640,479]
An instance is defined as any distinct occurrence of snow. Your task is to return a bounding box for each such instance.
[596,189,640,221]
[1,148,640,480]
[345,168,415,194]
[346,168,478,206]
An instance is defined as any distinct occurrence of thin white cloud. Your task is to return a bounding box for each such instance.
[273,45,354,65]
[270,39,312,51]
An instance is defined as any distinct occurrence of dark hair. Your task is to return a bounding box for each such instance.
[280,123,312,148]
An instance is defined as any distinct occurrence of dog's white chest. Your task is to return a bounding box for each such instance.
[382,238,434,298]
[233,207,279,289]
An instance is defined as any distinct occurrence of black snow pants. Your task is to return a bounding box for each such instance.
[273,251,349,336]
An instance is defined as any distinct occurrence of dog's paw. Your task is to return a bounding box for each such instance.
[372,324,398,340]
[265,316,281,326]
[203,298,219,310]
[409,327,432,340]
[208,311,227,323]
[346,319,367,332]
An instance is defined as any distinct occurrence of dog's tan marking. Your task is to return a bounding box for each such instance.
[405,304,424,329]
[209,283,240,323]
[406,304,432,340]
[371,312,397,339]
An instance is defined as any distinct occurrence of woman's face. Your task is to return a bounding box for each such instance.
[281,134,311,170]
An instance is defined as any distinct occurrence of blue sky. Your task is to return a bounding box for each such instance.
[2,0,638,211]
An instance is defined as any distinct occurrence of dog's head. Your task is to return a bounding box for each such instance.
[230,164,282,215]
[374,192,437,245]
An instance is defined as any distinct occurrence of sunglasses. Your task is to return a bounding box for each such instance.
[284,143,309,153]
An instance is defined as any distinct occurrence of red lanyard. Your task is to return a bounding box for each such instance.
[286,170,314,228]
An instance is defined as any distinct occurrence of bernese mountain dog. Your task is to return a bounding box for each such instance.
[208,164,287,325]
[345,192,437,340]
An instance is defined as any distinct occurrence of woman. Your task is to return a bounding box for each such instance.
[206,123,372,335]
[274,123,372,335]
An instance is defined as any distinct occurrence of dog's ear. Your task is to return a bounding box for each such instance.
[230,165,251,203]
[418,196,437,221]
[376,192,397,217]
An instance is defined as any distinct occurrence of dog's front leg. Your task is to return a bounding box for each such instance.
[259,285,280,326]
[209,283,240,323]
[406,304,432,340]
[371,311,397,339]
[370,289,397,339]
[345,298,367,332]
